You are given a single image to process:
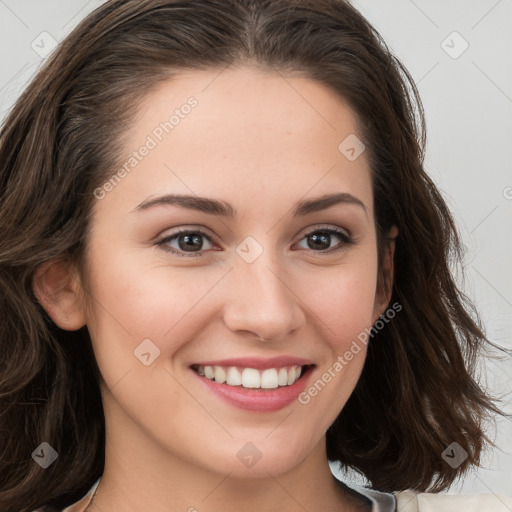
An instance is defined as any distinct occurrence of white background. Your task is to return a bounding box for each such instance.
[0,0,510,498]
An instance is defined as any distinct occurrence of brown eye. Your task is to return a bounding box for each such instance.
[296,228,354,253]
[158,230,214,256]
[176,233,204,252]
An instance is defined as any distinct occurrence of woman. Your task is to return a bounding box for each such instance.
[0,1,509,511]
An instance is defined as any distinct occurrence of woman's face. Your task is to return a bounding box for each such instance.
[79,67,388,478]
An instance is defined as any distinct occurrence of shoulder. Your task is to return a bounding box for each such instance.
[395,490,512,511]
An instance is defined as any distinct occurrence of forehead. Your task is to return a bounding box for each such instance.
[96,66,373,218]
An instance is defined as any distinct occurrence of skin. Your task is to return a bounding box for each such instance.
[35,66,395,511]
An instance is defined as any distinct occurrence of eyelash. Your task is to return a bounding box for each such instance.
[156,226,355,258]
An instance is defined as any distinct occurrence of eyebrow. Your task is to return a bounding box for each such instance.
[134,192,368,217]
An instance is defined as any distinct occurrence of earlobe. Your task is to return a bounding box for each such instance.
[32,258,86,331]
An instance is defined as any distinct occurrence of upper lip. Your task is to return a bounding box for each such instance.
[191,356,314,370]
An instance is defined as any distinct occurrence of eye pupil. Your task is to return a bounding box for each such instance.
[179,233,203,251]
[308,232,331,250]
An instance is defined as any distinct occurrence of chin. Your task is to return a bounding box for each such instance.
[191,431,316,479]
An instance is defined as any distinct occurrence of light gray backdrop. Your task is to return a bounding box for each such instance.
[0,0,510,498]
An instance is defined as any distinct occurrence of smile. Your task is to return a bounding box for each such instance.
[192,364,307,389]
[190,357,315,412]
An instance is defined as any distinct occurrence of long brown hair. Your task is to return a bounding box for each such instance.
[0,1,502,510]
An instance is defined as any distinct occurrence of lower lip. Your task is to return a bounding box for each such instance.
[193,366,314,412]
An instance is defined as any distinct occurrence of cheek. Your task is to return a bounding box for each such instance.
[301,258,379,349]
[83,247,228,375]
[293,252,377,416]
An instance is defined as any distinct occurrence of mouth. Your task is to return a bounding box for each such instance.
[190,363,314,389]
[189,358,316,412]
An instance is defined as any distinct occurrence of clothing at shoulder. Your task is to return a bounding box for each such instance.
[332,473,396,511]
[32,477,512,512]
[38,477,393,512]
[333,469,512,512]
[31,479,99,512]
[395,489,512,511]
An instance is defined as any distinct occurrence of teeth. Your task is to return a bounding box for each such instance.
[196,364,304,388]
[278,368,288,386]
[261,369,278,389]
[214,366,226,384]
[288,366,301,385]
[242,368,260,388]
[226,367,242,386]
[204,366,214,379]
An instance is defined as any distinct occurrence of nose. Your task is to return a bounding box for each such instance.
[221,249,306,342]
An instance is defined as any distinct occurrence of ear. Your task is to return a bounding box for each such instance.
[32,258,86,331]
[372,225,398,322]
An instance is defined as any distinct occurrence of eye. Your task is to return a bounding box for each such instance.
[156,226,354,257]
[157,229,214,256]
[295,227,354,253]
